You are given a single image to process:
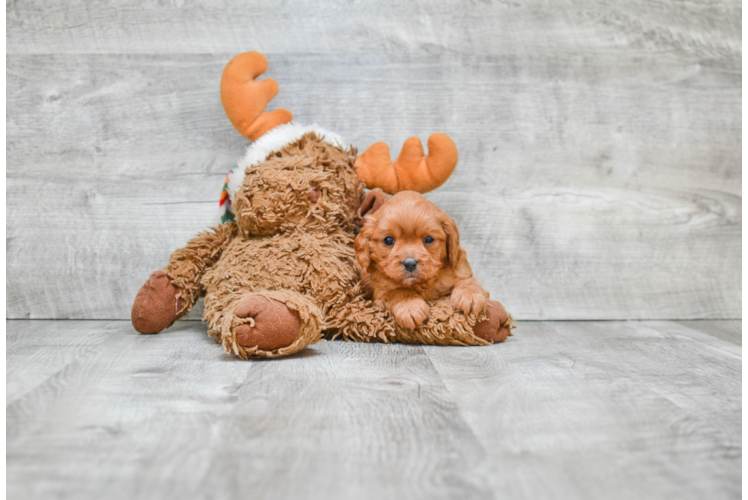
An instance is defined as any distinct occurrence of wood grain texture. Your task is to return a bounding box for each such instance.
[742,352,748,472]
[675,319,742,345]
[6,320,112,405]
[7,48,740,319]
[6,319,741,500]
[6,0,741,60]
[424,320,742,500]
[7,320,492,500]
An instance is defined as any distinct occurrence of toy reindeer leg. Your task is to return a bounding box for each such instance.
[132,223,237,334]
[133,51,292,336]
[329,296,514,345]
[206,290,324,360]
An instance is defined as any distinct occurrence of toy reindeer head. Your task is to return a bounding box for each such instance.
[220,51,458,196]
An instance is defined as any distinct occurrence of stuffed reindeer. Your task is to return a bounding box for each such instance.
[131,51,514,359]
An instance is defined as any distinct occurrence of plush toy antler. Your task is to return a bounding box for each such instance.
[354,133,458,194]
[220,51,458,194]
[220,51,293,141]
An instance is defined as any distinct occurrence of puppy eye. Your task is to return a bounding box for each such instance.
[424,236,434,244]
[383,236,395,246]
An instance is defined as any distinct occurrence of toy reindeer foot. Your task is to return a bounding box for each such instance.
[131,271,181,334]
[355,133,458,194]
[225,291,324,359]
[472,300,516,343]
[234,296,302,351]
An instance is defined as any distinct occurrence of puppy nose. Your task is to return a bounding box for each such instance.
[402,258,418,273]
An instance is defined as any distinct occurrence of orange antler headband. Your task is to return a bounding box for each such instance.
[354,133,458,195]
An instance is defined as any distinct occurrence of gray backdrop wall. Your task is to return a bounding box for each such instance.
[6,0,741,321]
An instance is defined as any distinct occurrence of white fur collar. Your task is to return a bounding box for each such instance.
[226,123,345,203]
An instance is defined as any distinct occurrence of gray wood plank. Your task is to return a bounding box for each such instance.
[7,53,741,193]
[6,320,493,500]
[6,320,113,405]
[674,319,742,346]
[431,188,740,320]
[6,52,741,320]
[6,0,741,60]
[6,320,249,500]
[199,343,493,500]
[741,352,748,464]
[6,319,741,500]
[424,321,741,500]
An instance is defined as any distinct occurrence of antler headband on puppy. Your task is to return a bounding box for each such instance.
[354,133,458,194]
[220,51,458,195]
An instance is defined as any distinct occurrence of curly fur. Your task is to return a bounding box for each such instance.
[354,191,490,329]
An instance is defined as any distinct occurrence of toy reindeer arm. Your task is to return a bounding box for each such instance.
[132,222,238,334]
[354,133,458,194]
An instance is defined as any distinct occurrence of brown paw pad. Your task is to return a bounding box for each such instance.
[473,300,514,343]
[234,296,302,351]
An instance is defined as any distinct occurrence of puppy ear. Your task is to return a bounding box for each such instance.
[442,216,462,269]
[354,189,388,227]
[354,220,374,273]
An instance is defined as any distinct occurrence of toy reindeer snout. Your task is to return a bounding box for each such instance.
[354,133,458,195]
[220,52,293,141]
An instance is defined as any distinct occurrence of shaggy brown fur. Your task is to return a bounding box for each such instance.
[136,133,514,359]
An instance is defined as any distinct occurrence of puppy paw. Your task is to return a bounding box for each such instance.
[450,287,487,316]
[390,297,430,329]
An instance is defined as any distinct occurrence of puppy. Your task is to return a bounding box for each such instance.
[355,190,488,329]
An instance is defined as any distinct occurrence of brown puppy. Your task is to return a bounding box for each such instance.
[355,191,488,329]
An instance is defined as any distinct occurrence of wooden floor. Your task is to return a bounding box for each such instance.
[7,319,741,500]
